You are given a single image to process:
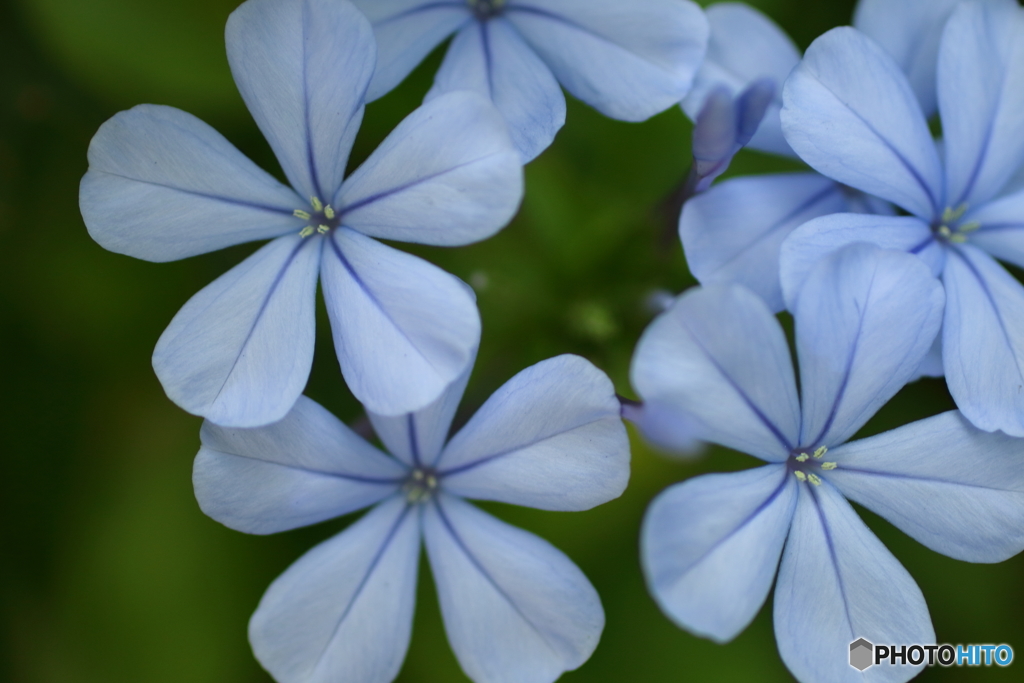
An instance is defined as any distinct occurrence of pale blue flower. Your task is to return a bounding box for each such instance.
[632,243,1024,683]
[351,0,709,161]
[780,1,1024,435]
[194,354,630,683]
[80,0,523,427]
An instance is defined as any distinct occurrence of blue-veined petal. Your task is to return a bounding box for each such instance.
[439,355,629,511]
[774,482,933,683]
[826,411,1024,563]
[338,91,523,245]
[681,173,847,312]
[781,27,943,220]
[367,356,476,468]
[793,244,944,449]
[423,494,602,683]
[681,2,799,157]
[424,18,565,162]
[153,234,322,427]
[226,0,375,200]
[321,228,479,417]
[853,0,1016,117]
[779,213,942,310]
[968,187,1024,269]
[250,497,420,683]
[942,245,1024,436]
[351,0,470,101]
[641,465,796,643]
[81,105,302,261]
[938,2,1024,209]
[194,396,406,534]
[506,0,708,123]
[631,284,801,461]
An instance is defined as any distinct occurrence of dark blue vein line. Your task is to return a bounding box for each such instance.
[206,447,404,485]
[432,497,557,654]
[301,1,325,201]
[480,20,495,100]
[375,1,466,27]
[210,237,317,406]
[312,502,414,669]
[808,485,856,640]
[408,413,424,468]
[93,171,297,216]
[909,235,936,254]
[831,466,1023,493]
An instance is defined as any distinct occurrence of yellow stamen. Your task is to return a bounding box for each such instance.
[794,471,807,482]
[317,225,330,234]
[299,226,314,238]
[808,473,822,486]
[293,209,311,220]
[821,462,838,470]
[324,205,335,219]
[813,446,828,459]
[310,196,324,212]
[795,454,809,463]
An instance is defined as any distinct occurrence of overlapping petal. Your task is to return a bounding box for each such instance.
[826,411,1024,563]
[681,173,848,312]
[853,0,1016,117]
[366,359,475,468]
[338,91,523,245]
[250,497,420,683]
[942,245,1024,436]
[507,0,708,122]
[194,396,405,534]
[153,235,322,427]
[968,188,1024,269]
[621,398,705,456]
[781,27,943,219]
[793,244,944,448]
[423,494,602,683]
[80,104,302,262]
[424,18,565,162]
[631,284,801,461]
[353,0,470,101]
[439,355,629,511]
[641,466,796,643]
[681,2,799,157]
[779,213,943,310]
[774,483,933,683]
[226,0,375,200]
[938,1,1024,209]
[320,228,479,416]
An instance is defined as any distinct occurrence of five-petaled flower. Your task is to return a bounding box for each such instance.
[631,243,1024,683]
[80,0,523,427]
[194,354,630,683]
[779,0,1024,435]
[351,0,709,160]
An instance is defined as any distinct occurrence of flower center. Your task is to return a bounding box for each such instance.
[293,196,341,238]
[403,467,439,504]
[933,204,980,245]
[786,446,837,486]
[468,0,506,19]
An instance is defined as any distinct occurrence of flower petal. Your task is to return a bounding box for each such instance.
[338,91,523,245]
[423,494,602,683]
[775,482,933,683]
[194,396,405,534]
[321,228,480,416]
[680,173,848,312]
[424,18,565,162]
[506,0,708,122]
[153,235,322,427]
[351,0,471,101]
[250,497,420,683]
[826,411,1024,563]
[81,104,301,261]
[226,0,375,200]
[779,213,942,311]
[781,27,943,220]
[968,187,1024,269]
[630,284,801,461]
[641,465,796,643]
[681,2,800,157]
[367,358,475,468]
[938,1,1024,209]
[852,0,1016,116]
[942,245,1024,436]
[439,355,629,511]
[621,399,705,456]
[793,243,944,448]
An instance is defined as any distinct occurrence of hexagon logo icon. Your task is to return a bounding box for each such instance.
[850,638,874,671]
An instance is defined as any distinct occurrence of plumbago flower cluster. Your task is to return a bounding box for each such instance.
[78,1,1024,683]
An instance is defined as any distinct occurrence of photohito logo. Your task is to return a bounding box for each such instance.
[849,639,1014,670]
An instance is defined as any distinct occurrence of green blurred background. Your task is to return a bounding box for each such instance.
[1,0,1021,681]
